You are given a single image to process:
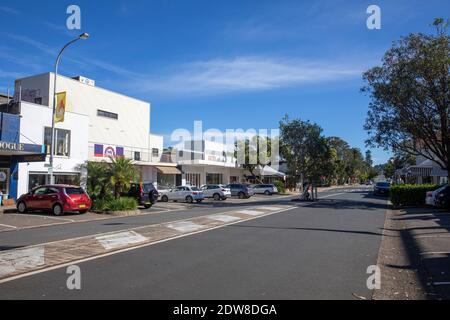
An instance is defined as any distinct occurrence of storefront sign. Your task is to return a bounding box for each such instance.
[13,154,47,163]
[0,141,25,151]
[94,144,124,158]
[0,141,44,154]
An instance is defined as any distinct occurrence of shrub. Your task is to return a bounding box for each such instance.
[92,197,138,212]
[273,180,286,194]
[390,184,440,207]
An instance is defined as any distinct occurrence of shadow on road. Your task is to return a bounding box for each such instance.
[383,207,450,300]
[229,224,388,237]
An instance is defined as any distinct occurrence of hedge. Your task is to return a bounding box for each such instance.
[390,184,440,207]
[273,180,286,194]
[93,197,138,212]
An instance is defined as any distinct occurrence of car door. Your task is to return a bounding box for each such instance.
[172,187,183,200]
[43,187,60,210]
[28,187,48,209]
[200,185,210,198]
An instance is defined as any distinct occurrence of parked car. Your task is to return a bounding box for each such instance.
[200,184,231,200]
[425,184,447,207]
[226,183,255,199]
[252,184,279,195]
[159,186,204,203]
[122,182,158,209]
[373,182,391,196]
[16,185,92,216]
[434,185,450,209]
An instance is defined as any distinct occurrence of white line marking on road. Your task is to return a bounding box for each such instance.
[8,213,75,223]
[0,247,45,278]
[433,282,450,286]
[420,251,450,256]
[0,223,17,229]
[165,221,204,233]
[96,231,148,250]
[236,210,265,216]
[0,206,299,284]
[261,206,284,211]
[207,214,241,223]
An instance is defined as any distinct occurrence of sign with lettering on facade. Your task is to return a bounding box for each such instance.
[0,141,44,154]
[94,144,125,158]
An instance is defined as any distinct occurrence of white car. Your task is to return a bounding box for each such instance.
[159,186,205,203]
[252,184,279,195]
[425,185,448,207]
[200,184,231,200]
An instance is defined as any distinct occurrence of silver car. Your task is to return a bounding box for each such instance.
[200,184,231,200]
[159,186,204,203]
[252,184,279,195]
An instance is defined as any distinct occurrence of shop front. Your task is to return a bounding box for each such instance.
[0,112,46,200]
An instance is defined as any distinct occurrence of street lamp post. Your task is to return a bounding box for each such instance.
[49,33,89,184]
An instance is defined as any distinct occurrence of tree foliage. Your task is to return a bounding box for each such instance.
[363,19,450,179]
[234,135,275,183]
[279,116,333,186]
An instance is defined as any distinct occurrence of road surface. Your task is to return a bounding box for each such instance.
[0,187,387,299]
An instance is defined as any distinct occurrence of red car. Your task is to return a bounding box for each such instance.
[16,185,92,216]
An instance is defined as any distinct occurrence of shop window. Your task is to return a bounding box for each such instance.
[185,173,201,187]
[28,173,80,191]
[97,109,118,120]
[44,127,71,157]
[206,173,223,185]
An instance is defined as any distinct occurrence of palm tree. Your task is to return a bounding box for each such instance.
[78,161,110,200]
[108,156,136,199]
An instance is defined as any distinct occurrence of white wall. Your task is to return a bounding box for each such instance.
[15,73,151,161]
[17,101,89,196]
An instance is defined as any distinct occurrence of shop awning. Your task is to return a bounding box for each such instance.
[156,166,182,175]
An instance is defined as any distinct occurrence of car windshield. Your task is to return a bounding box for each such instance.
[65,187,84,195]
[376,182,390,187]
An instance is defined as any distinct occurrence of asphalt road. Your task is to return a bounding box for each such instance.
[0,188,388,299]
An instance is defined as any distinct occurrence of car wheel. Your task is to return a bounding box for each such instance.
[53,204,64,216]
[17,202,27,213]
[144,204,152,209]
[186,196,194,203]
[264,190,271,196]
[213,193,221,201]
[238,192,245,199]
[221,197,227,201]
[161,195,169,202]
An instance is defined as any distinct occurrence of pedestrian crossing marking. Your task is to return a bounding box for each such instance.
[236,210,265,216]
[207,214,241,223]
[96,231,148,250]
[165,221,204,232]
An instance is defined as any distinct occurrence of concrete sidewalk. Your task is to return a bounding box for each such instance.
[375,207,450,300]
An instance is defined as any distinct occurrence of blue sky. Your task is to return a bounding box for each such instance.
[1,0,449,164]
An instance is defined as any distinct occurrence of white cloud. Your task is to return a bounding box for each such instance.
[0,6,19,15]
[133,56,363,96]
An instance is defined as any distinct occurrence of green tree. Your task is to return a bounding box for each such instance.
[279,116,332,188]
[108,157,137,199]
[363,19,450,181]
[235,135,275,183]
[326,137,351,185]
[80,161,110,200]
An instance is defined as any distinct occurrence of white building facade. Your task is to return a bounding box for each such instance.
[17,101,89,196]
[175,140,245,187]
[14,73,180,190]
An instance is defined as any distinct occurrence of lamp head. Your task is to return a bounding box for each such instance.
[79,33,89,40]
